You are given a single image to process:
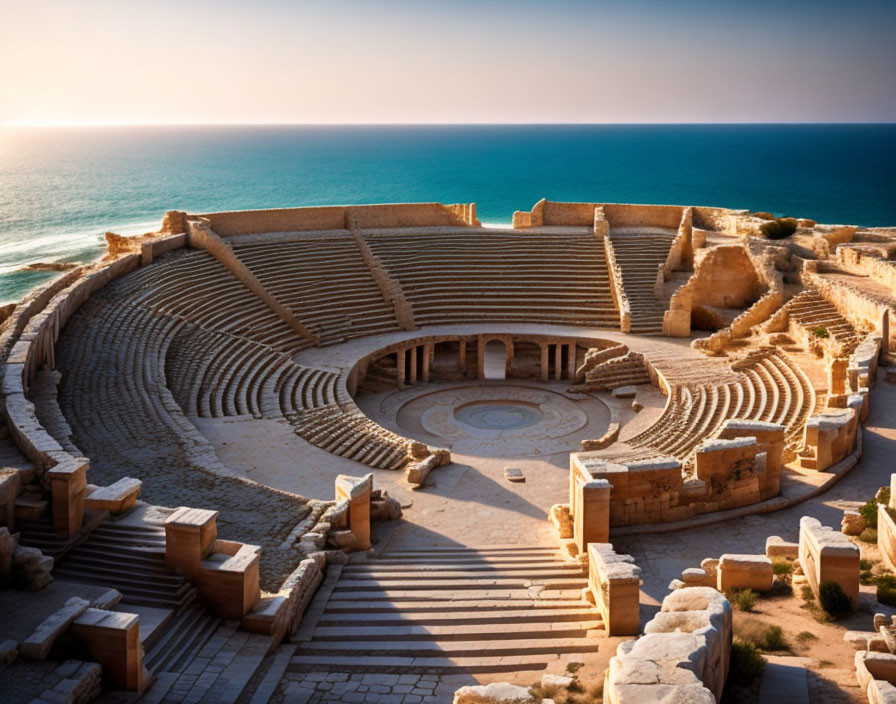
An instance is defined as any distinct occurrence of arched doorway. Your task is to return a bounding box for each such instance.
[482,339,508,380]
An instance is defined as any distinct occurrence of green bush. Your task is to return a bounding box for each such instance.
[771,558,793,575]
[861,559,874,571]
[727,639,765,687]
[877,487,891,505]
[819,580,852,617]
[754,211,776,221]
[760,217,799,240]
[860,528,878,544]
[875,575,896,607]
[728,588,758,612]
[860,498,880,529]
[813,327,830,339]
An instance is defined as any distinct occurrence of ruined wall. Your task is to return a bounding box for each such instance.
[605,587,731,704]
[664,243,765,336]
[198,202,477,237]
[512,199,688,230]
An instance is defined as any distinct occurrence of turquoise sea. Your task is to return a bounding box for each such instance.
[1,124,894,303]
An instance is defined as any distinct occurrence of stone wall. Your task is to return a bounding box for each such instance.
[605,587,731,704]
[664,243,765,337]
[513,199,687,230]
[197,202,478,237]
[571,430,781,527]
[799,515,860,610]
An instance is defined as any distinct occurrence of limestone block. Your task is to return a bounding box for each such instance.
[588,543,641,636]
[72,608,146,691]
[20,596,90,659]
[799,516,861,610]
[0,468,22,530]
[335,473,372,550]
[573,478,611,555]
[541,674,574,689]
[37,660,102,704]
[843,510,867,536]
[164,506,218,579]
[681,568,713,588]
[765,535,799,559]
[453,682,535,703]
[84,477,142,514]
[844,631,874,650]
[198,540,262,620]
[12,544,53,590]
[612,385,637,399]
[717,554,774,592]
[0,526,17,583]
[47,458,88,537]
[0,639,18,665]
[549,503,573,539]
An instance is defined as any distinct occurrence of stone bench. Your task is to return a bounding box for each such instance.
[85,477,142,514]
[855,651,896,704]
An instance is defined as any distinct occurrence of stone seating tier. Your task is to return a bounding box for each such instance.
[624,348,812,463]
[230,238,402,345]
[365,230,620,329]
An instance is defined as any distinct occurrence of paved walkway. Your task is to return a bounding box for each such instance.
[758,656,811,704]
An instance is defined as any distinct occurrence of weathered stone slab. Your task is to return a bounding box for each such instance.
[20,596,90,659]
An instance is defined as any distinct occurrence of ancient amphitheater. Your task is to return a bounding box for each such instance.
[1,199,895,704]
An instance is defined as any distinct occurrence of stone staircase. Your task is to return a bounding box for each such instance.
[782,289,863,353]
[608,232,676,334]
[53,522,198,612]
[289,545,601,675]
[584,352,651,390]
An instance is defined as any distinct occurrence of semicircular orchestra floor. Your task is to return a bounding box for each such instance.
[361,381,612,458]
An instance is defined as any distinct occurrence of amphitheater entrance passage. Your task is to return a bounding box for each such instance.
[482,340,508,379]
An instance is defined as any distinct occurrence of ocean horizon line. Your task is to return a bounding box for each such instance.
[4,121,896,129]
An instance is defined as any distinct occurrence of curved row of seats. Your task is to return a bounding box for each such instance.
[113,249,308,354]
[288,405,410,471]
[364,230,619,328]
[55,250,414,473]
[230,237,402,345]
[626,349,814,461]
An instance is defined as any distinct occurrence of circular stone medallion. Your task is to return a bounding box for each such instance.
[454,402,543,430]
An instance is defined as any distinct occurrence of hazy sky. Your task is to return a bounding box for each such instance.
[2,0,895,125]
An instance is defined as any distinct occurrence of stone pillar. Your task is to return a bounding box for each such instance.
[335,473,373,551]
[48,458,88,538]
[882,309,891,355]
[540,344,549,382]
[164,507,219,580]
[421,343,432,382]
[567,344,577,381]
[573,478,611,555]
[554,345,562,380]
[828,357,848,396]
[588,543,640,636]
[408,347,417,385]
[476,337,486,379]
[72,609,146,692]
[396,349,406,389]
[458,340,467,377]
